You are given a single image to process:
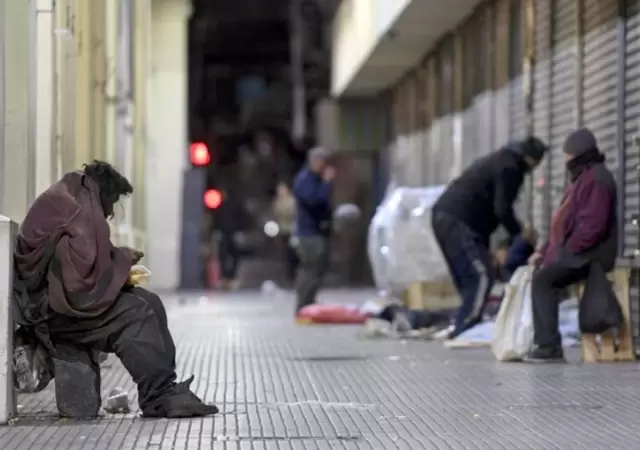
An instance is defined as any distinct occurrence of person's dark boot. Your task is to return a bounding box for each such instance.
[523,346,565,363]
[142,376,219,418]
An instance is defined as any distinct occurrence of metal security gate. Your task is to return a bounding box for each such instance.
[533,0,553,243]
[624,0,640,259]
[435,39,456,184]
[509,0,526,141]
[624,0,640,351]
[461,17,480,171]
[549,0,578,210]
[581,0,618,169]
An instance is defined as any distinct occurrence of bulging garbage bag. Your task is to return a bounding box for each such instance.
[492,266,535,361]
[13,327,54,393]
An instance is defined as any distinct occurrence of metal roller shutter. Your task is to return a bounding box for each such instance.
[533,0,552,243]
[508,0,529,223]
[406,73,422,187]
[581,0,618,170]
[624,0,640,259]
[624,0,640,352]
[549,0,578,210]
[436,39,455,184]
[461,19,479,171]
[475,6,495,159]
[509,0,526,141]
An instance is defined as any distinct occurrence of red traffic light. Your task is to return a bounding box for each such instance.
[204,189,223,209]
[190,142,210,166]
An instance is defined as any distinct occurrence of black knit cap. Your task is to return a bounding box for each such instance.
[519,136,548,163]
[563,127,598,157]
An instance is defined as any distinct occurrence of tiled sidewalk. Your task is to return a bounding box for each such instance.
[2,289,640,449]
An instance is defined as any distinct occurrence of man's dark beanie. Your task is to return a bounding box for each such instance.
[563,127,598,157]
[519,136,548,163]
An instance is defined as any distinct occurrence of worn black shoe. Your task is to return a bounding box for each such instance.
[142,376,219,418]
[523,346,566,363]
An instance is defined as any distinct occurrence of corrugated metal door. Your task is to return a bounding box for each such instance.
[476,5,495,159]
[533,0,552,243]
[509,0,526,141]
[435,39,455,184]
[494,0,511,146]
[623,0,640,352]
[549,0,578,210]
[624,0,640,259]
[461,17,479,170]
[581,0,618,170]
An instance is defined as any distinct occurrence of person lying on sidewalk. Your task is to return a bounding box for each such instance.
[377,236,539,334]
[525,128,618,363]
[13,161,219,418]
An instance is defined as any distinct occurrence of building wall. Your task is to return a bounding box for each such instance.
[380,0,640,346]
[0,0,150,244]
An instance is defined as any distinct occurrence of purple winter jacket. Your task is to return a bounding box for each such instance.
[542,163,617,269]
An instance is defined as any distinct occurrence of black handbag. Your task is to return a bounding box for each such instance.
[578,262,623,334]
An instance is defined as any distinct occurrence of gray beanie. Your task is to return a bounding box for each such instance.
[563,128,598,157]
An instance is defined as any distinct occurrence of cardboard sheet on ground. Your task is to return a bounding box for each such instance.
[453,302,580,347]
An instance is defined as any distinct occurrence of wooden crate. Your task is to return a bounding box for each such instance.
[402,280,461,311]
[577,268,634,363]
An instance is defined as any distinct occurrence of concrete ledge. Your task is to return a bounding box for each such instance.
[0,216,17,424]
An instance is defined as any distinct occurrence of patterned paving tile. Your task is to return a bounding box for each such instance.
[2,289,640,449]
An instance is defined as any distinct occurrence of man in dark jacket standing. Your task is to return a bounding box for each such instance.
[292,147,335,313]
[526,128,617,362]
[432,137,548,339]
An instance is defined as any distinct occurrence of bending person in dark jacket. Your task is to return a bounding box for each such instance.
[432,137,548,339]
[526,128,618,363]
[292,147,335,313]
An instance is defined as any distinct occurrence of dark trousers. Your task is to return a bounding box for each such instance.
[295,235,329,312]
[531,262,589,349]
[48,286,177,409]
[218,233,240,280]
[282,233,300,283]
[432,210,494,337]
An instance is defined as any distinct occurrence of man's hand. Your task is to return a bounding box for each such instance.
[528,252,542,266]
[322,166,336,182]
[123,247,144,264]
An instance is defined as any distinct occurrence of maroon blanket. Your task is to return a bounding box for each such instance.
[14,172,133,318]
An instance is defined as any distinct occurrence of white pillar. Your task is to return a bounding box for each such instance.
[0,216,17,424]
[147,0,190,290]
[115,0,135,247]
[2,0,36,221]
[33,0,55,196]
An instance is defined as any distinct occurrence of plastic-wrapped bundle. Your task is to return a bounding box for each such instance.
[368,185,450,295]
[13,327,54,394]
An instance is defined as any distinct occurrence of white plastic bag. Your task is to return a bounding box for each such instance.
[492,266,535,361]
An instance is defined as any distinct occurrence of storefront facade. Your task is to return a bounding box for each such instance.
[332,0,640,348]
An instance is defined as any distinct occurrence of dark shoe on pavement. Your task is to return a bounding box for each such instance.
[523,346,565,363]
[142,375,219,418]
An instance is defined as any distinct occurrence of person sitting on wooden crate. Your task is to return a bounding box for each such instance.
[525,128,618,363]
[431,136,548,340]
[13,161,219,418]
